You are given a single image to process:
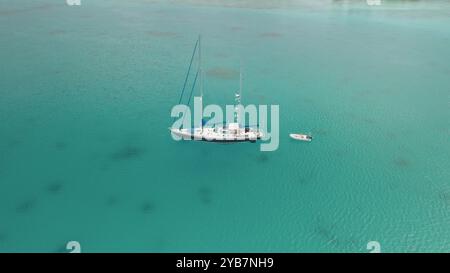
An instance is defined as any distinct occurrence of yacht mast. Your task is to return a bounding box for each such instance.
[199,35,204,130]
[239,66,242,102]
[235,65,242,125]
[199,36,203,101]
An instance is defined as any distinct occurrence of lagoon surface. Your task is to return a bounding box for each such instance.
[0,0,449,252]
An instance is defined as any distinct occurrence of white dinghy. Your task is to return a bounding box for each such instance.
[289,133,312,142]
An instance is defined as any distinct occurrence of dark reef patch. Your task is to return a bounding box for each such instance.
[141,202,155,214]
[438,190,450,205]
[298,177,308,185]
[316,224,334,241]
[385,131,397,139]
[46,181,63,194]
[315,219,338,247]
[55,141,67,151]
[298,168,317,185]
[110,146,145,160]
[206,67,239,80]
[393,158,411,168]
[257,154,269,163]
[198,186,212,205]
[106,196,119,206]
[314,219,361,250]
[16,199,36,213]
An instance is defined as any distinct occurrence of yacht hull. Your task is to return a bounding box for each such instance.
[170,128,261,143]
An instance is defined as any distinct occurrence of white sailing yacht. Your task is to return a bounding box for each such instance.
[170,36,263,143]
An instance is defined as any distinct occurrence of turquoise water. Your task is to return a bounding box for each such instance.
[0,0,449,252]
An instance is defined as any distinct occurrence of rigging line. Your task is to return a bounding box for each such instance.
[177,37,199,106]
[181,69,200,127]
